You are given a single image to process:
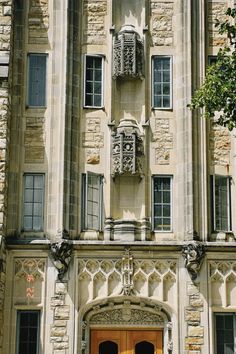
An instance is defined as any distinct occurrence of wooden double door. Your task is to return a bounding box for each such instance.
[91,329,163,354]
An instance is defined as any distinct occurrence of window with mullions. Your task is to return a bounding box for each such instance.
[211,175,231,232]
[27,54,47,107]
[16,311,40,354]
[153,176,172,231]
[84,55,103,108]
[81,173,103,231]
[23,174,44,231]
[215,313,235,354]
[152,56,172,109]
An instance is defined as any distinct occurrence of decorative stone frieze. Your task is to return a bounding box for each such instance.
[208,2,228,46]
[113,25,143,80]
[209,122,231,166]
[151,1,174,46]
[153,118,173,165]
[112,118,144,177]
[182,242,205,281]
[24,117,45,163]
[83,0,107,44]
[50,241,73,281]
[78,253,176,306]
[28,0,49,44]
[90,307,164,325]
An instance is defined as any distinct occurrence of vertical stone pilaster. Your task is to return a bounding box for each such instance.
[0,1,13,353]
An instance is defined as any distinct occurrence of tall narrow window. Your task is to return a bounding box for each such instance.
[27,54,47,107]
[215,313,235,354]
[23,174,44,231]
[153,176,172,231]
[84,55,103,108]
[16,311,40,354]
[81,173,103,231]
[152,56,172,109]
[211,175,231,231]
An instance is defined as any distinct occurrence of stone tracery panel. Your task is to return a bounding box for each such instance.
[14,258,45,305]
[209,261,236,307]
[78,254,177,306]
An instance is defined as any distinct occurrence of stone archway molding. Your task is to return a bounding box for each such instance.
[78,296,173,354]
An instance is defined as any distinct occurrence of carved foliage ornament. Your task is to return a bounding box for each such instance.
[90,308,164,326]
[182,242,205,281]
[50,240,72,280]
[113,25,144,79]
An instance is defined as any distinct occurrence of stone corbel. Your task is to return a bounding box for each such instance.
[182,242,205,281]
[50,240,73,280]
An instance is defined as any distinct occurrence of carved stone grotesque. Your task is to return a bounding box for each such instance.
[112,118,144,177]
[182,242,205,281]
[113,25,143,79]
[50,240,72,280]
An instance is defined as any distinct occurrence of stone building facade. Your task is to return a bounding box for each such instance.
[0,0,236,353]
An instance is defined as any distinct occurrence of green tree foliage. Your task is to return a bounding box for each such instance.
[189,8,236,130]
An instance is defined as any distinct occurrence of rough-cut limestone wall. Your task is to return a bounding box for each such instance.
[208,1,228,47]
[185,283,204,353]
[209,122,231,166]
[0,1,12,353]
[152,118,173,165]
[150,1,174,46]
[50,282,70,352]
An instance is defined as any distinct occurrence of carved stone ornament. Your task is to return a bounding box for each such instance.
[112,118,144,177]
[90,308,164,326]
[182,242,205,281]
[50,240,72,280]
[113,25,144,79]
[121,248,134,295]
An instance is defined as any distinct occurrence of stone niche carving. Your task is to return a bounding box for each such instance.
[112,118,144,177]
[113,25,144,79]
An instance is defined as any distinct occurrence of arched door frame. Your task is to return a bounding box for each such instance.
[77,296,174,354]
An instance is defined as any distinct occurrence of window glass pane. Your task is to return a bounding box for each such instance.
[23,174,44,231]
[153,176,171,231]
[82,173,103,230]
[153,57,171,108]
[215,314,234,354]
[85,56,103,107]
[95,69,102,81]
[17,311,39,354]
[28,54,46,107]
[163,96,170,107]
[214,176,230,231]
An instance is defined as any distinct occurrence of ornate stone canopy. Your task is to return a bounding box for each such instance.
[113,25,144,79]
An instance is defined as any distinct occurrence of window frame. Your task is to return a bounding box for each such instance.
[211,175,232,232]
[81,172,104,231]
[214,312,236,354]
[22,173,45,232]
[152,175,173,232]
[208,55,217,65]
[152,55,173,110]
[16,310,40,354]
[83,54,104,109]
[27,53,47,108]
